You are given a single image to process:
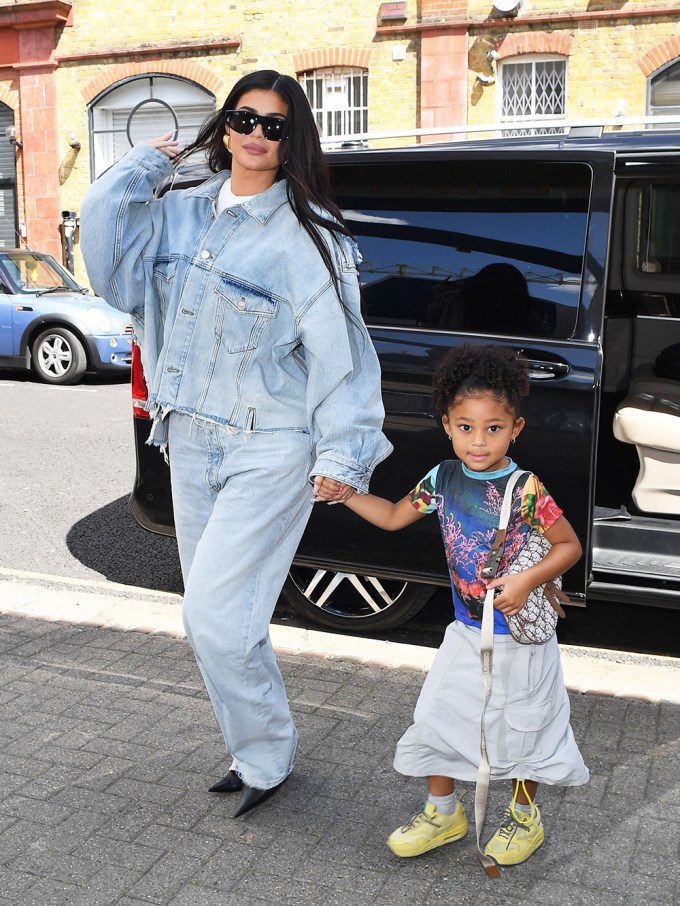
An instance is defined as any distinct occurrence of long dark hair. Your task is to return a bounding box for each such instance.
[182,70,353,297]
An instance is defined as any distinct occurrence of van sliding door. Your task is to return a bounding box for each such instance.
[296,151,613,601]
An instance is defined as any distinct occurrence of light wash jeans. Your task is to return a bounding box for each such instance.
[167,412,315,790]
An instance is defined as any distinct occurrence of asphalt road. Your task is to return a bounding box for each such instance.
[0,370,678,657]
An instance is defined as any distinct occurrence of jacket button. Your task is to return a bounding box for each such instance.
[238,299,246,310]
[200,250,211,260]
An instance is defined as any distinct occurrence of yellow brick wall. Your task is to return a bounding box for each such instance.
[6,0,680,281]
[467,10,680,130]
[53,0,418,280]
[468,0,680,15]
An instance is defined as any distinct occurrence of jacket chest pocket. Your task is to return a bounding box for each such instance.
[215,281,279,354]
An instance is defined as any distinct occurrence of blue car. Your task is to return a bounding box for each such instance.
[0,249,132,385]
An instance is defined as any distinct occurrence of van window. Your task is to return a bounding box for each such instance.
[334,159,591,340]
[619,179,680,376]
[623,180,680,306]
[635,184,680,276]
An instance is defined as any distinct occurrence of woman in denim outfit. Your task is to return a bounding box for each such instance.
[81,70,392,817]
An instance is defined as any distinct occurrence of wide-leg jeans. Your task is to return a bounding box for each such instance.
[167,412,315,790]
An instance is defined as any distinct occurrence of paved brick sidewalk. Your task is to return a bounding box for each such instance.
[0,611,678,906]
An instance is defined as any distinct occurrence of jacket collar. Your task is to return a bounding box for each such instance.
[184,172,289,225]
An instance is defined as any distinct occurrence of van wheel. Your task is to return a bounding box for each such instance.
[32,327,87,385]
[281,567,434,632]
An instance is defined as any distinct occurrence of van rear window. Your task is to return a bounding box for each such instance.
[333,159,591,340]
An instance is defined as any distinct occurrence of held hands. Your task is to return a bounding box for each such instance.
[486,572,534,617]
[141,131,182,159]
[313,475,355,505]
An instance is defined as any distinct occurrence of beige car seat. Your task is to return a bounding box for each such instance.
[613,388,680,515]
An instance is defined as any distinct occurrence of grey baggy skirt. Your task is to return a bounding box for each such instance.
[394,620,589,786]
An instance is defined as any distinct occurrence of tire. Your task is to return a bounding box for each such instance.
[281,566,435,633]
[32,327,87,385]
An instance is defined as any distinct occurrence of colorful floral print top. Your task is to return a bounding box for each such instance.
[409,459,563,634]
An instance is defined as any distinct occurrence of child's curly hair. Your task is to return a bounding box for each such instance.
[432,344,530,417]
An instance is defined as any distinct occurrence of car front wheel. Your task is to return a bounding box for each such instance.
[32,327,87,385]
[281,567,434,632]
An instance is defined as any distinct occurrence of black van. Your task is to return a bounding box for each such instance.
[129,127,680,632]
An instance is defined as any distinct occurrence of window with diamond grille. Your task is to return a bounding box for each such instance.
[299,68,368,147]
[648,60,680,126]
[500,57,567,136]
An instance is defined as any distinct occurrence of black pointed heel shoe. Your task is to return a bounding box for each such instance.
[233,778,286,818]
[208,770,243,793]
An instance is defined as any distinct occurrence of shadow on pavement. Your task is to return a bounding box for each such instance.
[66,495,184,594]
[65,498,679,656]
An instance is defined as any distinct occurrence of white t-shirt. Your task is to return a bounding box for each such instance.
[216,178,258,215]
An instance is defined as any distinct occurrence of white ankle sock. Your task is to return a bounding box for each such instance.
[428,791,458,815]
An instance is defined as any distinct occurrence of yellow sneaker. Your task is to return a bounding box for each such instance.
[484,804,544,866]
[387,800,468,858]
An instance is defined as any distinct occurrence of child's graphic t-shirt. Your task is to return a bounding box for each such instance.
[409,459,563,634]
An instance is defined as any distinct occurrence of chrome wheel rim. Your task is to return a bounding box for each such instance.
[288,568,411,619]
[38,335,73,377]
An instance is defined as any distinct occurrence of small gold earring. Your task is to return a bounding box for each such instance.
[222,133,230,151]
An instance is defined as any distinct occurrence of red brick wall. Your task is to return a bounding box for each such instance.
[420,27,468,140]
[16,27,62,258]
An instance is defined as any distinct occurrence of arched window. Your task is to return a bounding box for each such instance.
[89,75,216,178]
[648,59,680,124]
[499,55,567,135]
[299,67,368,147]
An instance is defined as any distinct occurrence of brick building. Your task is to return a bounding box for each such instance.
[0,0,679,281]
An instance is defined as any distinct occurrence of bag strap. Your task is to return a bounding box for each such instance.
[474,469,527,878]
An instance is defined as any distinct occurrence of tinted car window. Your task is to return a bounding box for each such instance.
[333,159,592,340]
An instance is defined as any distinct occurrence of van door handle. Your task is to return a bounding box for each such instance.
[526,359,570,380]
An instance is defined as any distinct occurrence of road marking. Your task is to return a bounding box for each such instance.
[45,385,97,392]
[0,382,98,391]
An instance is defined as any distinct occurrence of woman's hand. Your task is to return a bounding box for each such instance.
[141,132,182,159]
[313,475,354,504]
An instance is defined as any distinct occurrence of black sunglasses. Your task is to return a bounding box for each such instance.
[224,109,287,142]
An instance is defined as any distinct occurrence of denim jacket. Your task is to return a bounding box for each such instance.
[80,144,392,492]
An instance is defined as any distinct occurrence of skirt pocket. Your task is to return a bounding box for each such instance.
[498,695,554,763]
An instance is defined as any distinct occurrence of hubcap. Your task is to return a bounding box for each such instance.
[39,336,72,377]
[289,568,409,619]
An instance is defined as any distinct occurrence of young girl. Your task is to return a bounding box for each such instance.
[319,344,589,868]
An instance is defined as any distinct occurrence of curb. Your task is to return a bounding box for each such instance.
[0,574,678,704]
